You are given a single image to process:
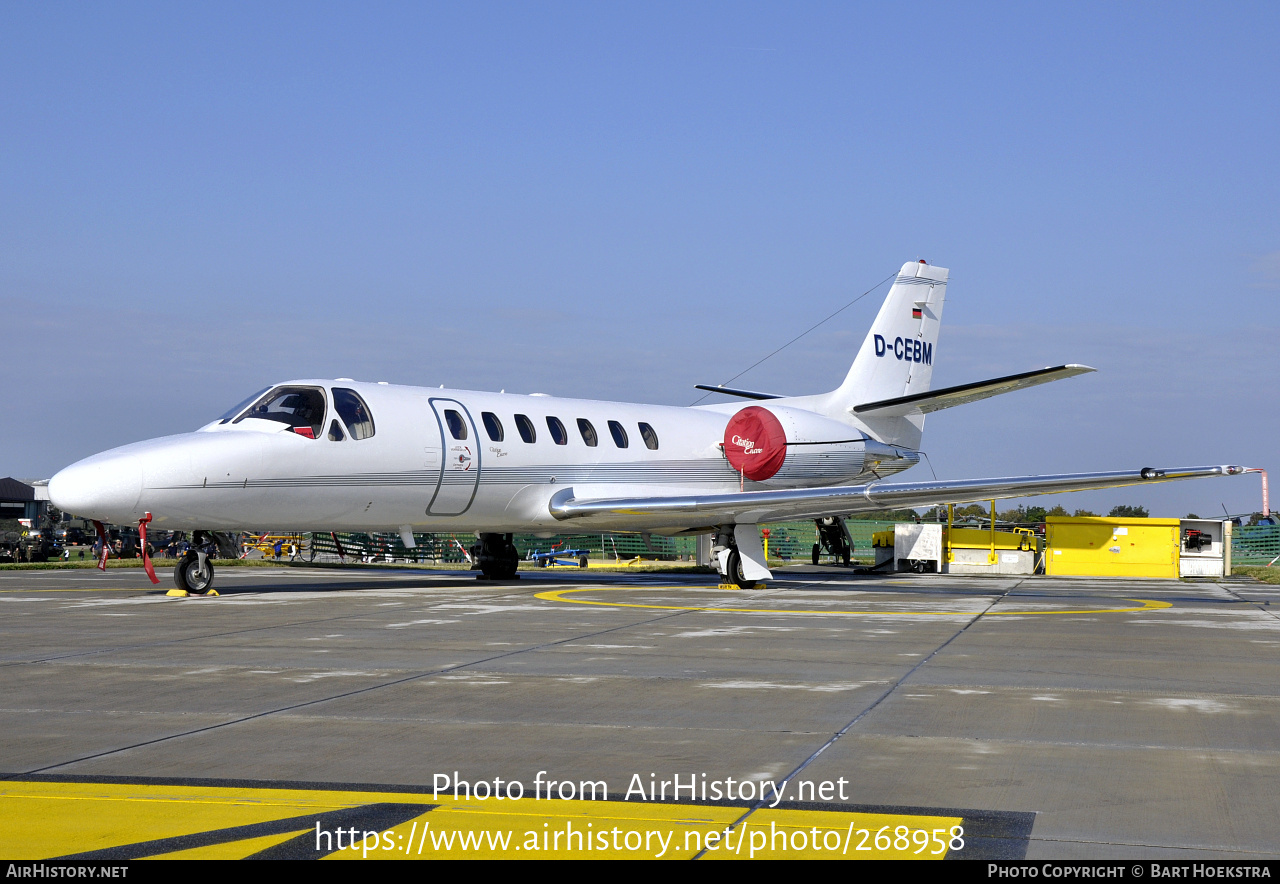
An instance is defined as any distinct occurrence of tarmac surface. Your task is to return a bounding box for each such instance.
[1,563,1278,860]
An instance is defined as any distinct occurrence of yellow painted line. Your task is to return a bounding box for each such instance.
[0,781,352,859]
[147,829,310,859]
[0,780,962,860]
[534,586,1173,616]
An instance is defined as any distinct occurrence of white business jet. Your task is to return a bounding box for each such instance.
[49,260,1247,593]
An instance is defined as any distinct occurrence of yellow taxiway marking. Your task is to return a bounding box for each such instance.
[534,586,1173,616]
[0,780,961,860]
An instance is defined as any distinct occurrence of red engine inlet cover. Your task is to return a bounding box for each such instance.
[723,406,787,481]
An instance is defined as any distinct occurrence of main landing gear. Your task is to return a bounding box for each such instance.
[712,528,759,589]
[471,533,520,580]
[811,516,853,567]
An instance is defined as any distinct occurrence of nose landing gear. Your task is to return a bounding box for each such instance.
[174,552,215,594]
[169,530,224,596]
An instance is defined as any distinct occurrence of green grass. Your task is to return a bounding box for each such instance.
[1233,565,1280,585]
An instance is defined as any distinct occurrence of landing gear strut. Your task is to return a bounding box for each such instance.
[471,533,520,580]
[712,528,758,589]
[811,516,853,567]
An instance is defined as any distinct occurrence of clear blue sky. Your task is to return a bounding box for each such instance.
[3,2,1276,517]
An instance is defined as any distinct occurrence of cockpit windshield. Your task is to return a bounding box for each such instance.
[218,387,271,424]
[232,386,327,438]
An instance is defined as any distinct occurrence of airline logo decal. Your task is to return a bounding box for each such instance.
[723,407,786,482]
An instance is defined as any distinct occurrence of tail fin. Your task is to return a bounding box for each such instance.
[825,260,948,448]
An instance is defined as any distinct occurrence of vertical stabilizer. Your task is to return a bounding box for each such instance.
[825,260,947,448]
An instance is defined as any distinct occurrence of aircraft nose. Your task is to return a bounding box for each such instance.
[48,451,144,522]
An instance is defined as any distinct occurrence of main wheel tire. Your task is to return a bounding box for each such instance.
[842,546,851,567]
[175,555,215,593]
[482,560,518,580]
[726,549,758,589]
[579,555,588,568]
[811,543,820,566]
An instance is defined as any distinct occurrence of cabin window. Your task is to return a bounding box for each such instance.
[327,420,345,442]
[608,420,629,448]
[577,418,598,447]
[444,409,468,440]
[547,416,568,445]
[639,422,659,450]
[333,388,375,440]
[515,413,536,443]
[482,412,504,442]
[234,386,327,439]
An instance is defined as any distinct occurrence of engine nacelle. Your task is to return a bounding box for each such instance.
[722,405,917,487]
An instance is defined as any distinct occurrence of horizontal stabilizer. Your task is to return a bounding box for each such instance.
[853,364,1095,416]
[694,384,783,401]
[548,465,1247,531]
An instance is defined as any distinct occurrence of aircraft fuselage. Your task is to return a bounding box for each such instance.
[49,380,917,536]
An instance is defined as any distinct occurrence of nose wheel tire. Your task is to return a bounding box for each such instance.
[175,554,215,594]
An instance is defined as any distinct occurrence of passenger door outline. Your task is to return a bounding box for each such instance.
[427,398,481,516]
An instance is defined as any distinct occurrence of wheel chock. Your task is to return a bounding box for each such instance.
[718,583,741,590]
[166,589,189,598]
[204,589,219,597]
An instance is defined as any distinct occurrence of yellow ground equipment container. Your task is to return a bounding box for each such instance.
[1045,517,1180,578]
[946,526,1036,551]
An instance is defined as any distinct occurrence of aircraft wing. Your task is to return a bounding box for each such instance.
[548,465,1248,531]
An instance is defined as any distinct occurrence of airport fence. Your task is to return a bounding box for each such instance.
[301,520,900,565]
[304,531,702,563]
[1232,524,1280,565]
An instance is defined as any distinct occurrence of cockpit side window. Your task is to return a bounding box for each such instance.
[234,386,327,438]
[333,388,375,440]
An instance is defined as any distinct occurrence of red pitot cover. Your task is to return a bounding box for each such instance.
[723,406,787,481]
